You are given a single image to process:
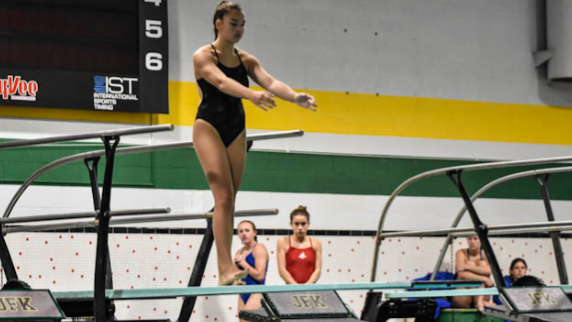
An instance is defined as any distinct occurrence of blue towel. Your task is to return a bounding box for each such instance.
[410,271,455,318]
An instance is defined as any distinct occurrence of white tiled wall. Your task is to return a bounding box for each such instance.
[2,232,568,321]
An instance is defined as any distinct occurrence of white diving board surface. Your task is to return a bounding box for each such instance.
[561,285,572,293]
[53,281,485,300]
[385,288,500,299]
[387,285,572,299]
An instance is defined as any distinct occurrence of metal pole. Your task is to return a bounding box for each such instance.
[2,130,304,220]
[177,212,214,322]
[535,174,568,284]
[94,136,120,322]
[378,219,572,238]
[451,225,572,237]
[447,171,505,287]
[0,207,170,225]
[371,157,572,282]
[84,155,115,302]
[0,233,17,282]
[430,166,572,280]
[110,208,278,226]
[84,157,102,210]
[2,208,273,233]
[0,125,173,150]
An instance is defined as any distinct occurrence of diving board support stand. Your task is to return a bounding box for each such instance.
[0,128,300,322]
[93,135,120,322]
[0,125,173,290]
[446,170,506,288]
[534,174,569,285]
[85,154,116,320]
[85,155,115,291]
[176,209,214,322]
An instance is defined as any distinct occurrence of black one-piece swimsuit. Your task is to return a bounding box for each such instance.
[196,44,249,147]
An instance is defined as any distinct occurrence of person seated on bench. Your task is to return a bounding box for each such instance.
[451,235,495,311]
[493,258,544,305]
[504,258,527,287]
[234,220,269,319]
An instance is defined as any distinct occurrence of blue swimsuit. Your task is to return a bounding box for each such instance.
[239,243,267,303]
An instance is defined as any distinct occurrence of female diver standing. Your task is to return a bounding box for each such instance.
[193,1,317,285]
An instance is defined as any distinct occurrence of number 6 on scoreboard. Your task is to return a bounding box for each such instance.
[146,53,163,71]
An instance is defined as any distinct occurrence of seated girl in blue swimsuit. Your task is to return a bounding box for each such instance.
[493,258,544,305]
[234,220,269,317]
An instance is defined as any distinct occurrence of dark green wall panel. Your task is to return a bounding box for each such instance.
[0,141,571,201]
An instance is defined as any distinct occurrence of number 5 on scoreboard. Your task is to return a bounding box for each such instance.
[145,20,163,38]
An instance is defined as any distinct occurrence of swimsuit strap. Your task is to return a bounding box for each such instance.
[466,248,483,260]
[210,44,220,62]
[309,237,313,247]
[235,48,245,66]
[241,243,257,255]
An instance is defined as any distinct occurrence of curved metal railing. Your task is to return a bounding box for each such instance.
[3,130,304,219]
[371,155,572,282]
[429,165,572,280]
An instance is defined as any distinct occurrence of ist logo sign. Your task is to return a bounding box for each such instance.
[93,76,139,111]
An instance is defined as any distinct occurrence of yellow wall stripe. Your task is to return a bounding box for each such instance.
[1,80,572,145]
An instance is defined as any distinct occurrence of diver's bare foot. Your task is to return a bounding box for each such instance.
[219,269,249,286]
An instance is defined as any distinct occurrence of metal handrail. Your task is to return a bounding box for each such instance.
[108,208,279,225]
[371,155,572,282]
[2,130,304,219]
[430,165,572,280]
[3,208,279,233]
[0,125,174,150]
[0,207,170,224]
[451,225,572,238]
[378,219,572,238]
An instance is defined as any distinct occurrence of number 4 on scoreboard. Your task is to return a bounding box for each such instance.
[145,0,162,6]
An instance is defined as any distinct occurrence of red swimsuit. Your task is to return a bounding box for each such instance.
[286,236,316,284]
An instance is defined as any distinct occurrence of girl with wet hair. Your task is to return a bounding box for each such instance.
[234,220,268,319]
[193,1,317,285]
[276,206,322,284]
[452,235,494,311]
[506,257,527,286]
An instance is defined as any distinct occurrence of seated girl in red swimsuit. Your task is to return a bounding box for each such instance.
[277,206,322,284]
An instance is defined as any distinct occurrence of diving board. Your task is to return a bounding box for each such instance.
[385,288,500,299]
[54,282,411,300]
[53,281,487,300]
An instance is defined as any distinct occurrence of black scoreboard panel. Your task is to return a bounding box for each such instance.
[0,0,168,114]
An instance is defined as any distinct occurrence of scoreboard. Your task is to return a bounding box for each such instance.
[0,0,169,114]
